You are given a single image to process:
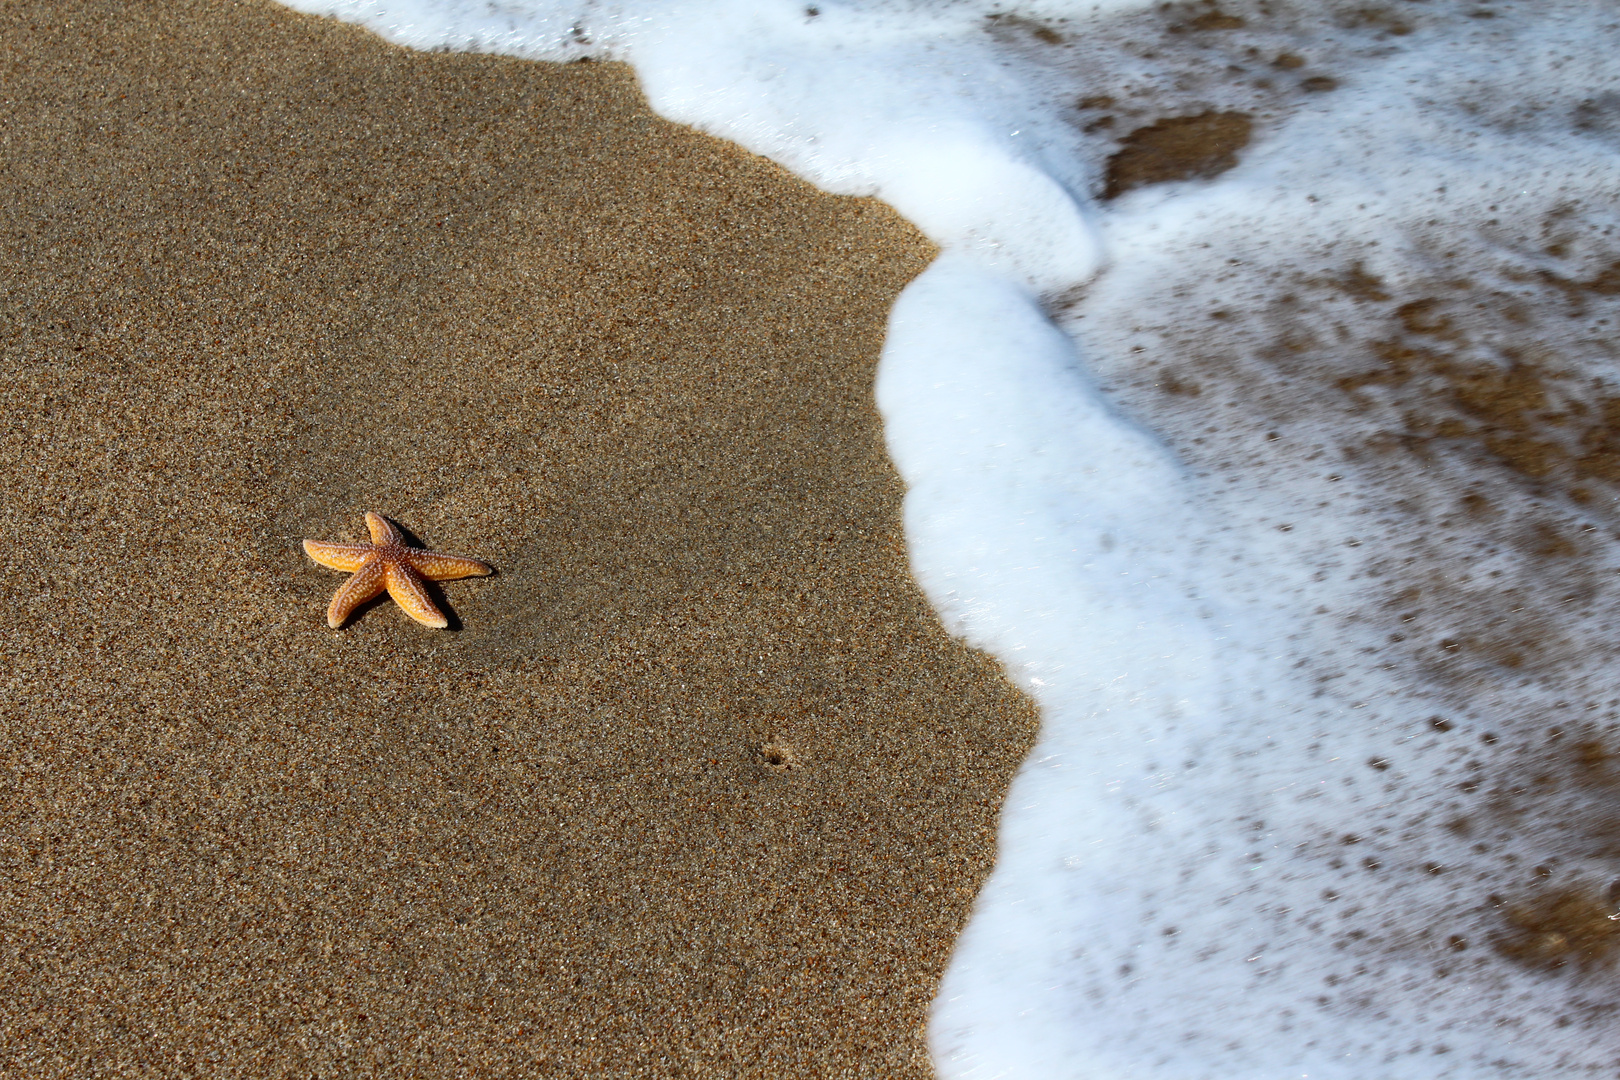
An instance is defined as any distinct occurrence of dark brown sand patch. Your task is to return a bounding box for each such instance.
[1103,111,1254,199]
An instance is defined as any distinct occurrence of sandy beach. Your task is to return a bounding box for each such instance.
[0,1,1040,1074]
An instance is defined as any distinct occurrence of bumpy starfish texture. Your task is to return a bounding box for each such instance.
[303,512,492,629]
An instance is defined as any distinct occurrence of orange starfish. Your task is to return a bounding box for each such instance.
[303,512,492,629]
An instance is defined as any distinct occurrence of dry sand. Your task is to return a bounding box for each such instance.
[0,1,1041,1075]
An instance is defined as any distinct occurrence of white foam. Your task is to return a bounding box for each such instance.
[276,0,1620,1073]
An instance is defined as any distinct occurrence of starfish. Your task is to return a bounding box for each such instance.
[303,512,492,629]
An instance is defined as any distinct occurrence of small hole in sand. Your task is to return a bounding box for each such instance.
[760,741,799,771]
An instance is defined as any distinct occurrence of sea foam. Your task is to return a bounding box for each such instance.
[276,0,1620,1074]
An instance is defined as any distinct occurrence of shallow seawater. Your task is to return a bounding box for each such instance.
[277,0,1620,1073]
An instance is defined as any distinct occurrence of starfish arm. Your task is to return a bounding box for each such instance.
[408,551,493,582]
[303,539,376,573]
[365,511,403,546]
[326,557,387,628]
[385,562,449,629]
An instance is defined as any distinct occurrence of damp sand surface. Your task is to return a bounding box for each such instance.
[0,2,1041,1074]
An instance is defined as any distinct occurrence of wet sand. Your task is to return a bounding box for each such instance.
[0,2,1040,1075]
